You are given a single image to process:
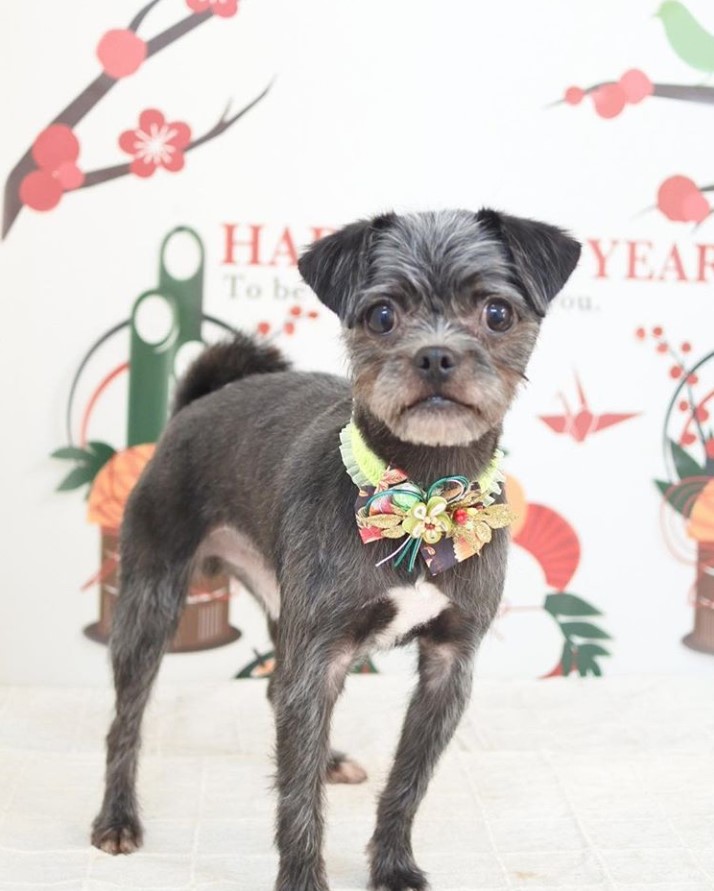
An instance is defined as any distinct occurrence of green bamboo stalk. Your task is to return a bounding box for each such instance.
[127,289,180,447]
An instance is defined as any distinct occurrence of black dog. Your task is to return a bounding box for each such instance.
[91,208,580,891]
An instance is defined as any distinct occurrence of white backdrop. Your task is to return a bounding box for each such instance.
[2,0,714,685]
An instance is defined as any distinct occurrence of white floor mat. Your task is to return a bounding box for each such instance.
[0,675,712,890]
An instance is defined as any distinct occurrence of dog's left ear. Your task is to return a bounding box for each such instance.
[477,209,581,316]
[298,213,395,321]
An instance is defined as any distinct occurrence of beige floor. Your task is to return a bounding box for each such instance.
[0,674,712,891]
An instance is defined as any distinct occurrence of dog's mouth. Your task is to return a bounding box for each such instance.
[405,394,472,412]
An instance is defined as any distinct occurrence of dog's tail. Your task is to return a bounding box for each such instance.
[172,332,290,414]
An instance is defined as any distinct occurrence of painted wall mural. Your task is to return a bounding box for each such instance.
[3,0,713,685]
[51,226,318,656]
[539,374,639,443]
[505,479,610,678]
[561,2,714,229]
[640,327,714,653]
[557,2,714,662]
[51,227,240,652]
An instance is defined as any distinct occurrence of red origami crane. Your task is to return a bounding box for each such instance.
[539,374,638,442]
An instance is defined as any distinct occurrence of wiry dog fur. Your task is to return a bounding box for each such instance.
[91,208,580,891]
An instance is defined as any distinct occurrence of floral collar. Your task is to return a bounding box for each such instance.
[339,421,516,575]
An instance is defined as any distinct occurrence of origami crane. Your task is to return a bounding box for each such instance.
[539,374,638,443]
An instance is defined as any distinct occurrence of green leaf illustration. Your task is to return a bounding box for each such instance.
[57,465,95,492]
[575,643,610,659]
[51,440,117,496]
[561,641,573,675]
[577,656,603,677]
[545,593,602,618]
[87,441,116,467]
[51,446,89,460]
[669,438,705,481]
[655,478,708,517]
[560,621,611,640]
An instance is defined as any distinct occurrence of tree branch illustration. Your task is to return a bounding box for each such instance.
[557,69,714,225]
[3,0,214,239]
[80,84,273,190]
[554,81,714,109]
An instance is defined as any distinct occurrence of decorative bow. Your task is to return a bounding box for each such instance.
[340,421,515,575]
[354,469,515,576]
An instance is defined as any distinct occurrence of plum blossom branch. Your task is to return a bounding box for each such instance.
[81,84,272,189]
[3,1,215,238]
[558,70,714,228]
[556,80,714,110]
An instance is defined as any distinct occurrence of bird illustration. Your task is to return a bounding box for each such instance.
[539,374,638,443]
[655,1,714,76]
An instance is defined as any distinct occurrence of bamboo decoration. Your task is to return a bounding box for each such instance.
[640,328,714,657]
[127,290,180,447]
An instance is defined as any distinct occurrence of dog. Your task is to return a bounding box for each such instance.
[91,208,580,891]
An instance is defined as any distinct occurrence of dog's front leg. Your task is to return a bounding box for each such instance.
[272,637,353,891]
[368,615,477,891]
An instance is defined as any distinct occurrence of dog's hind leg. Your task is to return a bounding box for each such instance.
[91,530,194,855]
[368,610,477,891]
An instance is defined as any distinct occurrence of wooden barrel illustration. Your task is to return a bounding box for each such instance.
[82,227,240,653]
[83,445,240,652]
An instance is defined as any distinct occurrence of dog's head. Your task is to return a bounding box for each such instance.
[298,209,580,447]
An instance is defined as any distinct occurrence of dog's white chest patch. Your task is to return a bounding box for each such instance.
[373,578,450,650]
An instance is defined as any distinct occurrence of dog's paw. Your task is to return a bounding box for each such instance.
[327,754,368,784]
[91,814,143,855]
[367,840,430,891]
[369,869,431,891]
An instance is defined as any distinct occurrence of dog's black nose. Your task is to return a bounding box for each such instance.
[413,346,457,383]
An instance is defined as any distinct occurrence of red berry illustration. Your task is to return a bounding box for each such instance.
[670,366,683,379]
[97,30,147,79]
[256,321,270,336]
[564,86,585,106]
[657,342,668,353]
[187,0,239,16]
[618,69,653,104]
[687,374,699,385]
[635,327,646,339]
[307,310,319,319]
[284,321,295,335]
[679,399,689,412]
[19,170,64,211]
[681,190,710,224]
[695,407,709,422]
[592,83,626,119]
[681,432,697,447]
[657,176,710,223]
[681,342,692,353]
[289,305,302,316]
[32,125,80,171]
[652,326,663,337]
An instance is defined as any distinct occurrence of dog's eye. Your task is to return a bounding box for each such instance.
[483,299,514,332]
[365,303,396,334]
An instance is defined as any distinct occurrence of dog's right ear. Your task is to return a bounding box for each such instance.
[298,213,395,321]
